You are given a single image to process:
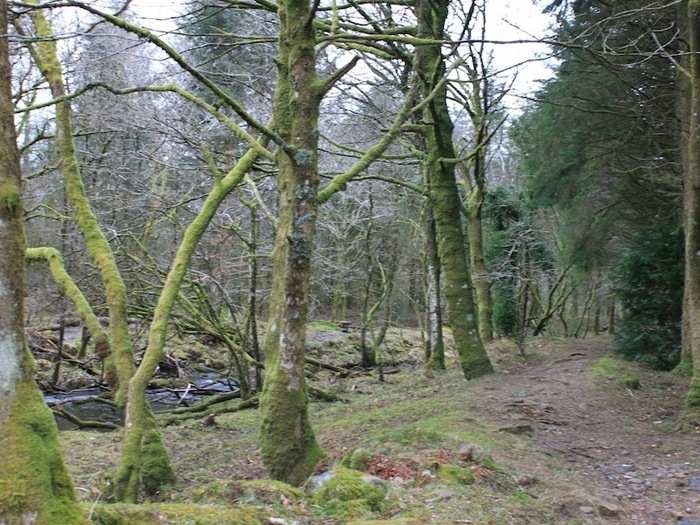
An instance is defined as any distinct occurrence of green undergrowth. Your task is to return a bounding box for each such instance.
[59,328,578,524]
[589,356,641,390]
[88,503,262,525]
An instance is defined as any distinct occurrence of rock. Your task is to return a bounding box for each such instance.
[306,471,336,495]
[518,476,539,487]
[579,506,595,515]
[308,467,387,513]
[679,520,700,525]
[499,424,534,436]
[689,475,700,490]
[432,488,456,501]
[597,502,621,517]
[458,443,491,463]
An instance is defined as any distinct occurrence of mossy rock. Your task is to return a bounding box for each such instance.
[309,468,387,519]
[89,503,262,525]
[340,448,373,471]
[435,464,475,485]
[192,479,302,505]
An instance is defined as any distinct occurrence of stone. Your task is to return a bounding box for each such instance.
[579,506,595,515]
[679,520,700,525]
[597,502,621,517]
[498,424,534,436]
[689,475,700,491]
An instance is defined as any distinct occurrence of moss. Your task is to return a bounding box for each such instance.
[686,376,700,407]
[310,468,387,516]
[88,503,262,525]
[673,357,694,377]
[141,424,175,496]
[0,377,87,524]
[260,351,325,485]
[0,178,20,212]
[589,357,641,390]
[341,448,373,471]
[435,464,475,485]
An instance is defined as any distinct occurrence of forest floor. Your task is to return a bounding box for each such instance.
[55,327,700,524]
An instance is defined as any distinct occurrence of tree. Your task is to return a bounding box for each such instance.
[0,2,86,520]
[415,0,493,379]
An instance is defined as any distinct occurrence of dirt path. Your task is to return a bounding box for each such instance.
[472,337,700,524]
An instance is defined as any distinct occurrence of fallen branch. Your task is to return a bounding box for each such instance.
[52,406,119,430]
[308,384,348,403]
[159,396,259,426]
[157,390,242,415]
[305,356,352,376]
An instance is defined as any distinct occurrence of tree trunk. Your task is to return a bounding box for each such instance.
[685,0,700,406]
[415,0,493,379]
[424,203,445,369]
[24,4,133,404]
[607,299,615,335]
[0,4,86,519]
[677,1,694,376]
[466,192,494,343]
[259,0,324,485]
[360,190,377,368]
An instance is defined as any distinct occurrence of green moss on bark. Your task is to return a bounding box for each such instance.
[414,0,492,380]
[0,377,88,524]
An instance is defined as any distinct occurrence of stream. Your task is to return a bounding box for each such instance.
[44,373,240,430]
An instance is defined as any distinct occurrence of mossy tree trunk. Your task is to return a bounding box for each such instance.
[466,184,493,343]
[415,0,493,379]
[424,199,445,370]
[24,4,134,404]
[259,0,325,485]
[25,247,109,357]
[112,148,262,501]
[0,4,86,520]
[685,0,700,406]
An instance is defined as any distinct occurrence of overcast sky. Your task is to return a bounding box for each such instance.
[125,0,556,110]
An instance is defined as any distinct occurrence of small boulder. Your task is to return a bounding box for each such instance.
[307,467,387,511]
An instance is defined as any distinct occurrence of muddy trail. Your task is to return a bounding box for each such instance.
[473,337,700,524]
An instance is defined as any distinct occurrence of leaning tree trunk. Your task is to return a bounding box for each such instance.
[259,0,324,485]
[0,4,86,520]
[686,0,700,406]
[25,3,133,404]
[415,0,493,379]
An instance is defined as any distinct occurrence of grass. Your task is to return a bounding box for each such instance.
[588,356,642,390]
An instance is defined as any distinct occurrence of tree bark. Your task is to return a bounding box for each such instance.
[424,202,446,369]
[0,3,86,519]
[685,0,700,406]
[24,3,133,405]
[677,1,694,376]
[259,0,324,485]
[415,0,493,379]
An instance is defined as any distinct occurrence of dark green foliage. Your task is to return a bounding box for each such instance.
[611,224,684,370]
[492,279,517,338]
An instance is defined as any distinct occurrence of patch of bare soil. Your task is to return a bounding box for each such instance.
[474,337,700,524]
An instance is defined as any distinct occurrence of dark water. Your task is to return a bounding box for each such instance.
[45,373,240,430]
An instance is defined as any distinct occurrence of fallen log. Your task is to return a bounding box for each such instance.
[159,396,259,426]
[52,406,119,430]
